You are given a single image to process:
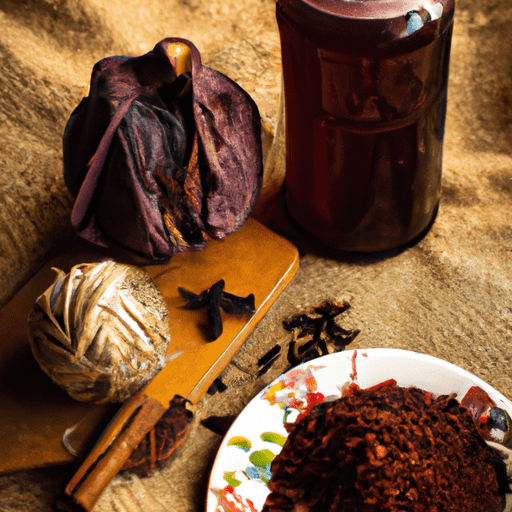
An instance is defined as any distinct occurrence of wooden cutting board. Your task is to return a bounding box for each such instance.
[0,217,299,475]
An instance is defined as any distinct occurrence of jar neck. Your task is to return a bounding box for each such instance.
[276,0,455,56]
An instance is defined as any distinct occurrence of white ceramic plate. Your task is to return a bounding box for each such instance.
[205,348,512,512]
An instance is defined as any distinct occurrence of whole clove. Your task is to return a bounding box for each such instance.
[220,291,256,315]
[206,377,228,396]
[177,287,209,309]
[207,280,225,340]
[255,344,282,376]
[178,280,256,341]
[284,300,360,367]
[257,345,282,367]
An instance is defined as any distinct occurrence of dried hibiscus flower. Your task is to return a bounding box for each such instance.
[122,395,193,472]
[63,38,263,261]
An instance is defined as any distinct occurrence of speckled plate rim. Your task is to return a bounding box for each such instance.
[205,348,512,512]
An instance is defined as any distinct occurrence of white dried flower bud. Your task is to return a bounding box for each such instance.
[27,261,171,404]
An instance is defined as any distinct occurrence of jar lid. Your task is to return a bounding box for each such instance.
[277,0,455,51]
[285,0,451,20]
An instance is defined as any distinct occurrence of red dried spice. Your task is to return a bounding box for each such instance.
[123,395,192,472]
[263,381,505,512]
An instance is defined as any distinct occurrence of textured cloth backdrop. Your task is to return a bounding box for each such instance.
[1,0,512,511]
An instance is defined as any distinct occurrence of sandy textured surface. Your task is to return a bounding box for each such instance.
[1,0,512,510]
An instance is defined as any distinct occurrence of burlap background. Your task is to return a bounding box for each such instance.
[1,0,512,510]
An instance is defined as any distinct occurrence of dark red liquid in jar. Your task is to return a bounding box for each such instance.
[277,0,455,252]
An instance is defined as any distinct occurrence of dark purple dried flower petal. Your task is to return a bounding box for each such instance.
[178,287,209,309]
[63,38,262,261]
[122,395,192,472]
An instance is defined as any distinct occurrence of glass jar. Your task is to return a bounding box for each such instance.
[277,0,455,252]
